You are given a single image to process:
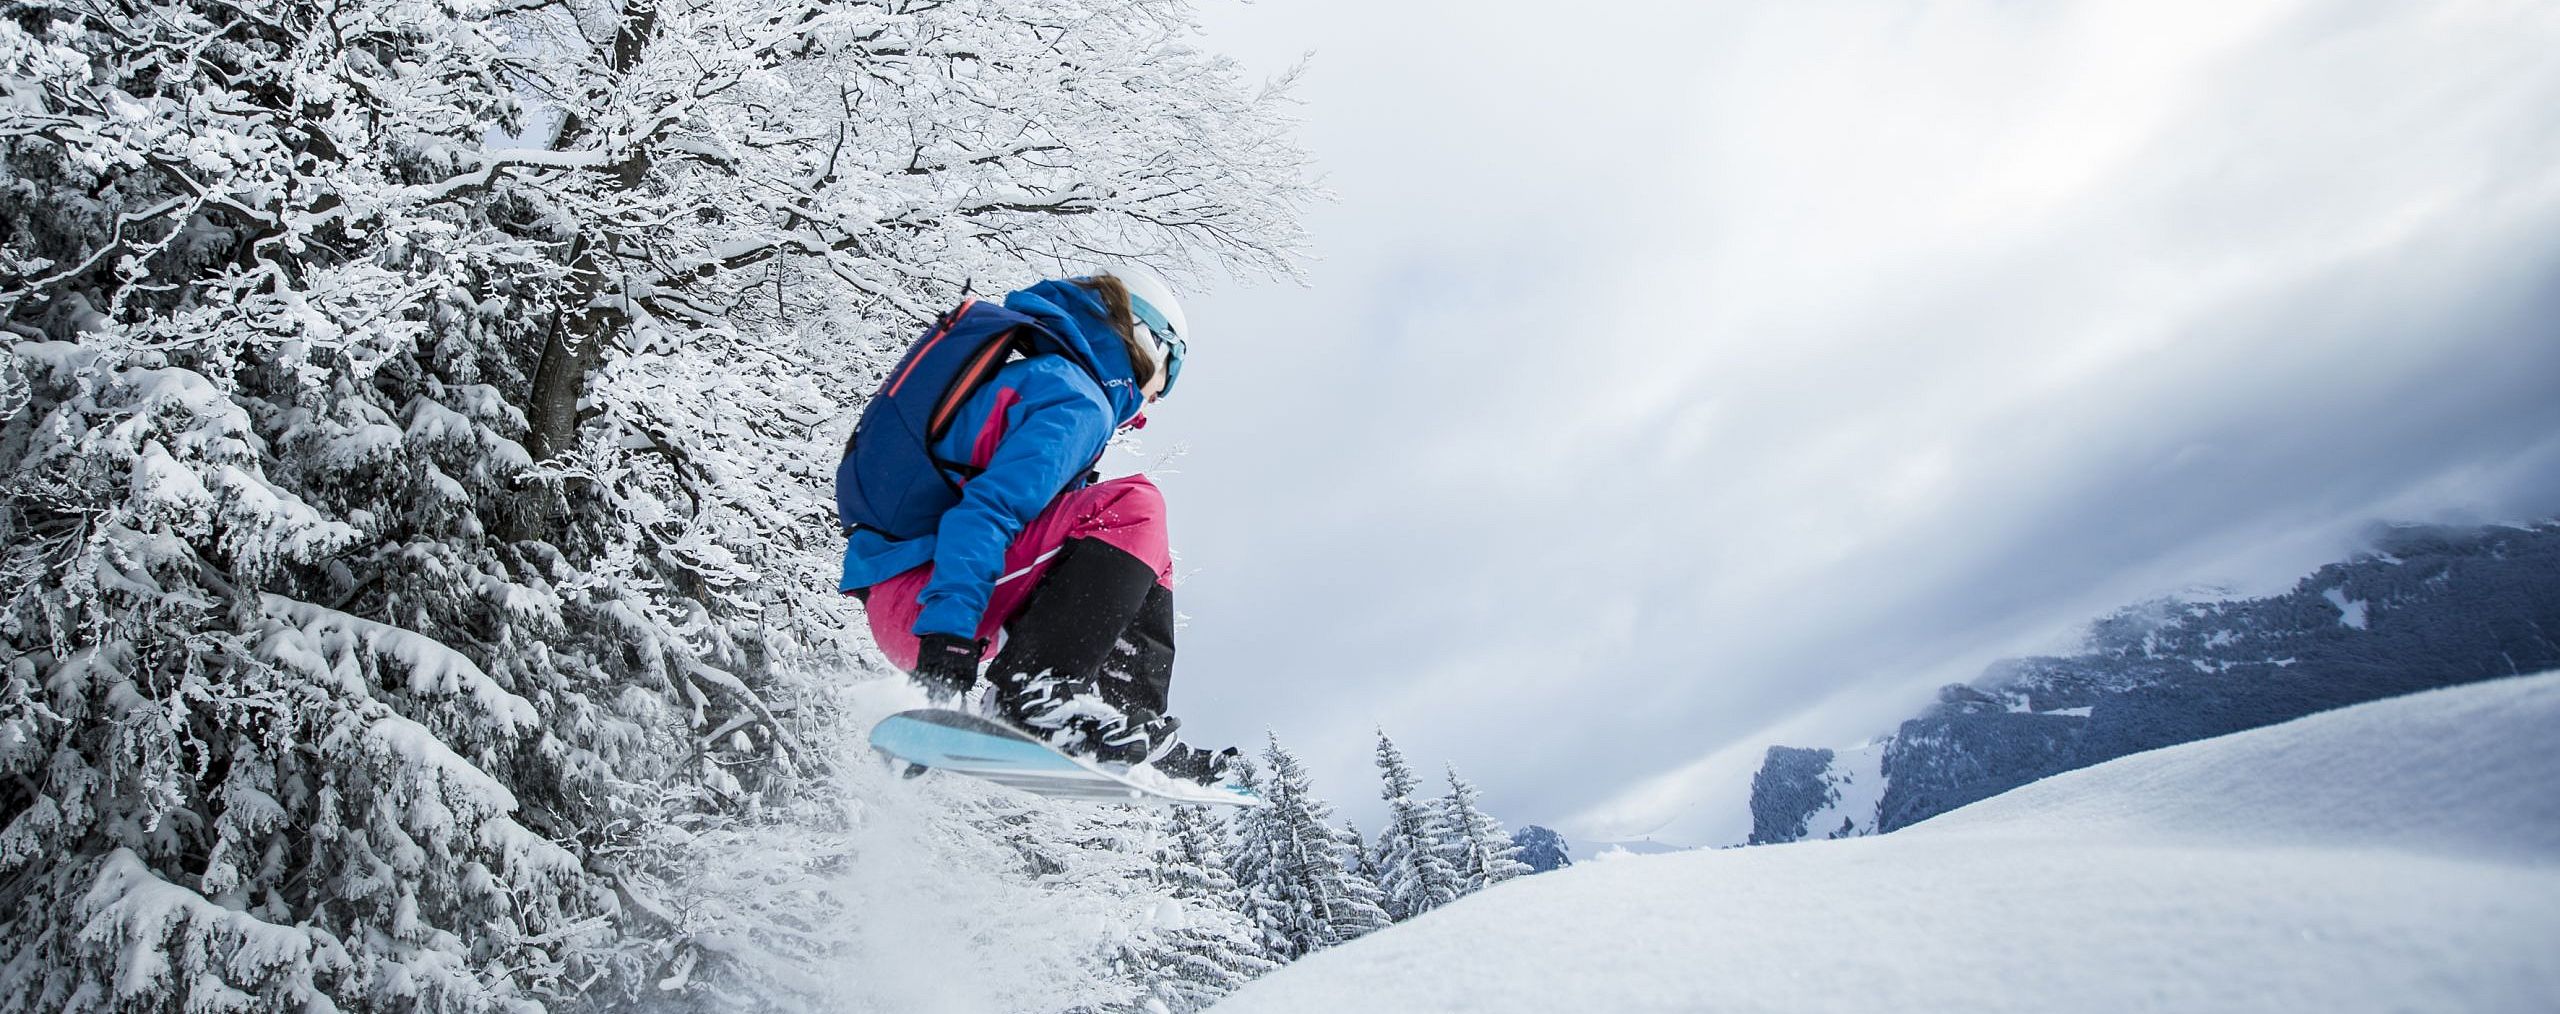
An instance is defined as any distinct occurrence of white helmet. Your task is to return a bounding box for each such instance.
[1102,264,1188,397]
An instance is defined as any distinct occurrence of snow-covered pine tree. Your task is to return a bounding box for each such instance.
[1110,804,1281,1012]
[0,0,1314,1007]
[1341,819,1378,887]
[1332,812,1393,942]
[1370,731,1463,921]
[1229,737,1390,961]
[1222,755,1289,961]
[0,6,649,1008]
[1438,765,1533,896]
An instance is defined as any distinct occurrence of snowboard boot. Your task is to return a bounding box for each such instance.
[1147,743,1247,792]
[1078,707,1194,765]
[986,538,1163,755]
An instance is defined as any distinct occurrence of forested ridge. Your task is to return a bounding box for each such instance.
[1749,521,2560,847]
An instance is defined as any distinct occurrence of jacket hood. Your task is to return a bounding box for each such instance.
[1003,279,1147,426]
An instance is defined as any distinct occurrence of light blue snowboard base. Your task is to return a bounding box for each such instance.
[869,708,1261,808]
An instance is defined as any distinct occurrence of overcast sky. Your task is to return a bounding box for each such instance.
[1108,0,2560,846]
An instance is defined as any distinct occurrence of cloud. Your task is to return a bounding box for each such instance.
[1138,0,2560,840]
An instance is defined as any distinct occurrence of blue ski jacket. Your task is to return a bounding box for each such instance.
[838,280,1150,639]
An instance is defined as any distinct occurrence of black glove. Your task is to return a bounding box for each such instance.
[912,633,985,702]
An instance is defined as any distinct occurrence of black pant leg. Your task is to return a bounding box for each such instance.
[1100,583,1177,718]
[989,537,1158,698]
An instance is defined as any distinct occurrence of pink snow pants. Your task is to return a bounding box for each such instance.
[860,474,1173,672]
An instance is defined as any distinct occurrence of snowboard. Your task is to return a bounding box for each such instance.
[868,708,1262,808]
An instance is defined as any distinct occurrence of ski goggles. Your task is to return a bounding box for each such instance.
[1130,296,1185,397]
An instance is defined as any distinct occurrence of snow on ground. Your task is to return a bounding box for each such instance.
[1216,672,2560,1013]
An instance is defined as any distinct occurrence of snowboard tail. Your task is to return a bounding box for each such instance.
[869,708,1260,807]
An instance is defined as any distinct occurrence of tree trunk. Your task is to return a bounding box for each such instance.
[524,279,619,460]
[522,0,659,461]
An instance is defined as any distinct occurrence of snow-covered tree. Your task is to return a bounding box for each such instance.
[1331,820,1392,942]
[1438,765,1533,896]
[1106,804,1280,1012]
[1371,731,1463,921]
[0,5,664,1007]
[1229,738,1389,961]
[1341,819,1378,886]
[0,0,1313,1006]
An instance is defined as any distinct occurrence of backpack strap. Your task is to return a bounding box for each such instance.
[927,317,1021,443]
[919,302,1021,494]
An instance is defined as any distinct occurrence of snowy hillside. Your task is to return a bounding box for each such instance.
[1216,672,2560,1013]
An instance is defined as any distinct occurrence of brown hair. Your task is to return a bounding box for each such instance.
[1075,274,1159,391]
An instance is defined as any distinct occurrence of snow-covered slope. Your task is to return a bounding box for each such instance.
[1216,672,2560,1013]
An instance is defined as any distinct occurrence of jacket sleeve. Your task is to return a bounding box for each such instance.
[911,372,1114,639]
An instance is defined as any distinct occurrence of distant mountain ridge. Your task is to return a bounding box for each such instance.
[1748,521,2560,845]
[1510,825,1572,872]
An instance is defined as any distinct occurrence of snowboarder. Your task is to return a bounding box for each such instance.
[839,269,1241,789]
